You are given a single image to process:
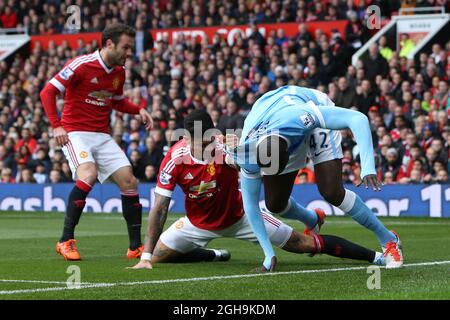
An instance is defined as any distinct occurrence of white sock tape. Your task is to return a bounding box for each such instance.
[338,189,356,213]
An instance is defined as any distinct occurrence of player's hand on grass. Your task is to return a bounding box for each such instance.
[267,256,277,272]
[357,174,382,191]
[139,108,153,130]
[253,256,278,273]
[53,126,69,146]
[127,260,153,270]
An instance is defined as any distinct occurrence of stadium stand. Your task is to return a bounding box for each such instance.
[2,0,405,33]
[0,0,449,186]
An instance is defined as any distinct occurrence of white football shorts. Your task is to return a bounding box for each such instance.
[62,131,131,183]
[160,212,293,253]
[281,128,343,174]
[280,89,343,175]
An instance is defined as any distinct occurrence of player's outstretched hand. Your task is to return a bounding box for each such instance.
[53,126,69,146]
[139,108,153,131]
[126,260,153,270]
[357,174,382,191]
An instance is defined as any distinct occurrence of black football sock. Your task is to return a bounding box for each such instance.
[315,234,376,263]
[172,248,219,263]
[121,191,142,250]
[60,180,92,242]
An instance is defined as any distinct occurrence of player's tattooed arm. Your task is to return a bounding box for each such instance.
[282,231,316,254]
[128,194,171,270]
[153,247,169,258]
[144,194,171,255]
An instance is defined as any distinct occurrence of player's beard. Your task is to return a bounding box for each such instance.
[117,54,127,66]
[113,56,125,66]
[109,50,126,66]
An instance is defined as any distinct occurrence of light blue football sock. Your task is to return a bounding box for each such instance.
[240,175,276,270]
[278,197,318,229]
[339,189,396,247]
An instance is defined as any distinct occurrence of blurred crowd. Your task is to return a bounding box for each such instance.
[0,0,449,185]
[1,0,411,33]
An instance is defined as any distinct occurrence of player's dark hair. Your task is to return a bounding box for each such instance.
[256,135,289,175]
[183,109,215,137]
[102,23,136,47]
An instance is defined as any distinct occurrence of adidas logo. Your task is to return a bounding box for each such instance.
[184,173,194,180]
[90,77,99,84]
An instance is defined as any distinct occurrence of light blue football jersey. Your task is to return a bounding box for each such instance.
[237,86,325,174]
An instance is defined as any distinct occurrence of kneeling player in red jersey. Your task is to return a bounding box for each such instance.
[130,110,385,271]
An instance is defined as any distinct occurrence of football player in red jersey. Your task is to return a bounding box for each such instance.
[130,110,385,270]
[40,23,153,261]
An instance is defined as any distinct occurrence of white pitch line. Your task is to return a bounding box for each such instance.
[0,283,115,295]
[0,279,108,285]
[121,260,450,286]
[1,260,449,296]
[0,279,68,285]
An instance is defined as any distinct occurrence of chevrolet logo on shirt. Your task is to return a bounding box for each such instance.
[88,90,113,101]
[189,181,216,194]
[86,90,113,106]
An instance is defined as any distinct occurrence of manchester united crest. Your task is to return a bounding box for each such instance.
[79,151,88,158]
[207,162,215,176]
[112,77,121,90]
[175,220,184,229]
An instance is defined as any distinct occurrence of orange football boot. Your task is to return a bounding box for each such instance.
[383,231,404,269]
[56,239,81,261]
[304,208,326,235]
[127,245,144,259]
[304,208,326,257]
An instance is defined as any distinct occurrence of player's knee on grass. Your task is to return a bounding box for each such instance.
[282,231,316,254]
[76,163,98,186]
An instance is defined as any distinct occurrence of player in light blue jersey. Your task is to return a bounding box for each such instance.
[232,85,403,271]
[248,86,403,268]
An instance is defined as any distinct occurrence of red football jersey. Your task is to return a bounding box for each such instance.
[49,50,126,133]
[155,139,244,230]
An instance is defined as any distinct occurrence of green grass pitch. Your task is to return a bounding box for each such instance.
[0,211,449,300]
